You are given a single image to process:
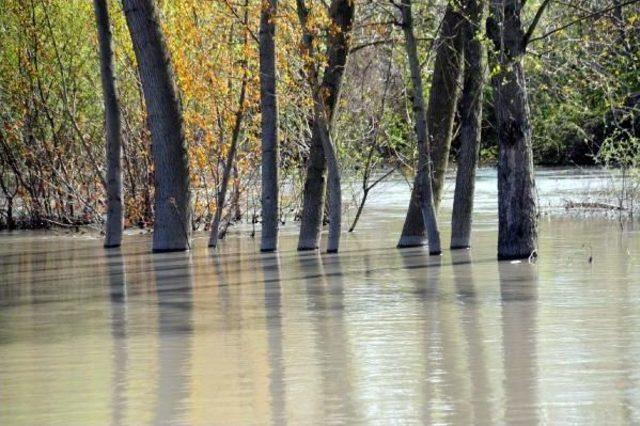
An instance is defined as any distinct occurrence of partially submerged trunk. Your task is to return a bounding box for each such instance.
[297,0,347,253]
[398,4,465,246]
[94,0,123,248]
[488,0,538,260]
[450,0,486,249]
[297,0,354,250]
[259,0,280,252]
[297,119,326,250]
[399,0,441,255]
[313,99,342,253]
[208,79,247,248]
[122,0,192,252]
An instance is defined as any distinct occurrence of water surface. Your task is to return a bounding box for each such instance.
[1,169,640,425]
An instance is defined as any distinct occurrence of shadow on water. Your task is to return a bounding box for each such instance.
[107,249,128,426]
[499,261,539,424]
[152,252,194,425]
[398,249,498,424]
[4,168,640,424]
[300,254,359,424]
[211,253,231,316]
[259,253,287,426]
[399,249,440,423]
[451,250,493,424]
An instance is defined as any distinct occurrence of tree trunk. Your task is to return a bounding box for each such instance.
[313,98,342,253]
[94,0,123,248]
[297,121,326,250]
[399,0,441,255]
[296,0,348,253]
[122,0,192,252]
[450,0,486,249]
[209,1,249,248]
[488,0,538,260]
[6,196,14,230]
[297,0,354,250]
[208,83,246,248]
[259,0,279,252]
[398,4,465,247]
[428,4,466,207]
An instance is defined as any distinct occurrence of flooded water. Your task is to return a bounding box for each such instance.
[1,168,640,425]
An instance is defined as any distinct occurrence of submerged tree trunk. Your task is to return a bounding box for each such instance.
[399,0,441,255]
[94,0,123,248]
[398,4,465,247]
[122,0,192,252]
[297,118,326,250]
[488,0,538,260]
[297,0,348,253]
[259,0,280,252]
[450,0,486,249]
[208,79,247,248]
[313,99,342,253]
[297,0,354,251]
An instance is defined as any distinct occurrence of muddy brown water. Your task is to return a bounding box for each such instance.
[1,169,639,424]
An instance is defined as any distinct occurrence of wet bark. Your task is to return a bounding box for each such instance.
[122,0,192,252]
[450,0,486,249]
[297,118,327,250]
[260,0,280,252]
[488,0,538,260]
[398,4,465,246]
[297,0,354,250]
[94,0,123,248]
[296,0,348,253]
[313,99,342,253]
[399,0,441,255]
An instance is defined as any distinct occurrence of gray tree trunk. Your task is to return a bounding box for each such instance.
[122,0,192,252]
[297,0,354,250]
[399,0,441,255]
[94,0,123,248]
[428,4,466,207]
[296,0,347,253]
[398,4,465,247]
[297,120,327,250]
[259,0,280,252]
[488,0,538,260]
[450,0,486,249]
[313,98,342,253]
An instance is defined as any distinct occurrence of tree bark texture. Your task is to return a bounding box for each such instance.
[398,4,465,246]
[296,0,347,253]
[122,0,192,252]
[399,0,441,255]
[428,4,466,207]
[313,98,342,253]
[488,0,538,260]
[450,0,486,249]
[297,0,354,250]
[260,0,280,252]
[94,0,123,248]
